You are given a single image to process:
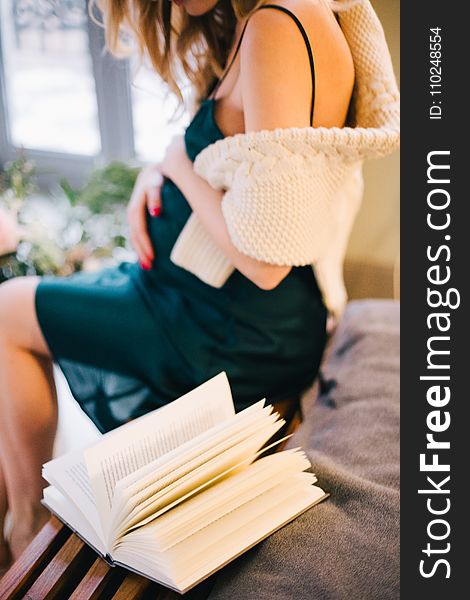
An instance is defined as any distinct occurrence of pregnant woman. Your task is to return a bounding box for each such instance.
[0,0,399,570]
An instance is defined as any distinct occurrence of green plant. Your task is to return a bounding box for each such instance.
[0,153,37,202]
[0,155,138,283]
[60,162,139,213]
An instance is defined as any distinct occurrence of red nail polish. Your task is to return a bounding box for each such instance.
[139,260,152,270]
[150,205,161,217]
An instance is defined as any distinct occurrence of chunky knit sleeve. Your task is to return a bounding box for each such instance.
[221,157,333,265]
[193,135,360,266]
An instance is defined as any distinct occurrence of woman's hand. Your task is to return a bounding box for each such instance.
[127,136,189,270]
[127,164,163,270]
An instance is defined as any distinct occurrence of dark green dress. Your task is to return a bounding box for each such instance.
[35,97,327,433]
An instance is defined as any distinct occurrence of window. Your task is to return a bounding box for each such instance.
[0,0,188,188]
[2,0,100,155]
[130,60,189,163]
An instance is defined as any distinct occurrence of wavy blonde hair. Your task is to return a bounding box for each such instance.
[89,0,356,109]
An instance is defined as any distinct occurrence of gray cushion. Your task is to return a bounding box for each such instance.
[208,299,400,600]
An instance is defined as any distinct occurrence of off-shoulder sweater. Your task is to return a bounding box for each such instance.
[170,0,400,319]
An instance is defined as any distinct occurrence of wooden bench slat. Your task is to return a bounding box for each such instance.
[22,531,96,599]
[68,557,124,600]
[110,572,152,600]
[0,517,70,600]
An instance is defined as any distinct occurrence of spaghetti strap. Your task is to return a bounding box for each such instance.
[209,3,316,127]
[260,4,316,126]
[208,18,251,101]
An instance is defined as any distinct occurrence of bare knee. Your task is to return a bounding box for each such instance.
[0,277,35,326]
[0,277,51,357]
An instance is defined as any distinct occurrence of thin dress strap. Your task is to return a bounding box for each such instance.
[209,3,316,127]
[208,18,251,101]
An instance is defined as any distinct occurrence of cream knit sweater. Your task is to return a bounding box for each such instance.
[170,0,400,319]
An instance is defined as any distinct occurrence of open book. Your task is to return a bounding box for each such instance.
[42,372,327,594]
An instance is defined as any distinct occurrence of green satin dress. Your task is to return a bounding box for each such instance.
[35,97,327,433]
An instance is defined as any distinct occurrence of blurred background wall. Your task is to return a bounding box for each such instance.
[345,0,400,299]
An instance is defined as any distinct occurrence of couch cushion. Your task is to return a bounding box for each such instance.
[207,299,400,600]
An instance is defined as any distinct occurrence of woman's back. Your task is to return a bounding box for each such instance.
[211,0,355,137]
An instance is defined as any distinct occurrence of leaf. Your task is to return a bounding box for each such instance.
[59,177,78,205]
[60,162,140,213]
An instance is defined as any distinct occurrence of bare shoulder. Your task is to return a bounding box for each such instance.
[247,0,344,40]
[240,0,355,130]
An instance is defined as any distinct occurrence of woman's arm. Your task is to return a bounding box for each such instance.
[161,137,291,290]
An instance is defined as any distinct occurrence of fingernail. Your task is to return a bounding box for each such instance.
[139,260,152,270]
[150,206,161,217]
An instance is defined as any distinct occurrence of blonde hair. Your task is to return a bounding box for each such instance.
[89,0,357,109]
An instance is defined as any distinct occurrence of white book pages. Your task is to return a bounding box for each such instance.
[164,473,317,569]
[109,409,281,539]
[42,486,107,557]
[175,484,326,592]
[110,435,295,555]
[120,451,313,552]
[113,420,283,540]
[83,371,235,534]
[108,401,272,536]
[42,450,104,543]
[114,400,267,496]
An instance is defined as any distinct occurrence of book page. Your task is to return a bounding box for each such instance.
[174,483,327,592]
[108,403,276,536]
[84,371,235,533]
[115,400,268,496]
[112,424,287,541]
[42,486,107,557]
[128,451,314,551]
[42,449,104,542]
[117,471,316,557]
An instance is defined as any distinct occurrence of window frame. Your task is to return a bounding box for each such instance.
[0,0,137,190]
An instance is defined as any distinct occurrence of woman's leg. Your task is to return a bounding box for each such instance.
[0,276,57,561]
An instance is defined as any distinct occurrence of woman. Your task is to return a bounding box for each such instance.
[0,0,397,571]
